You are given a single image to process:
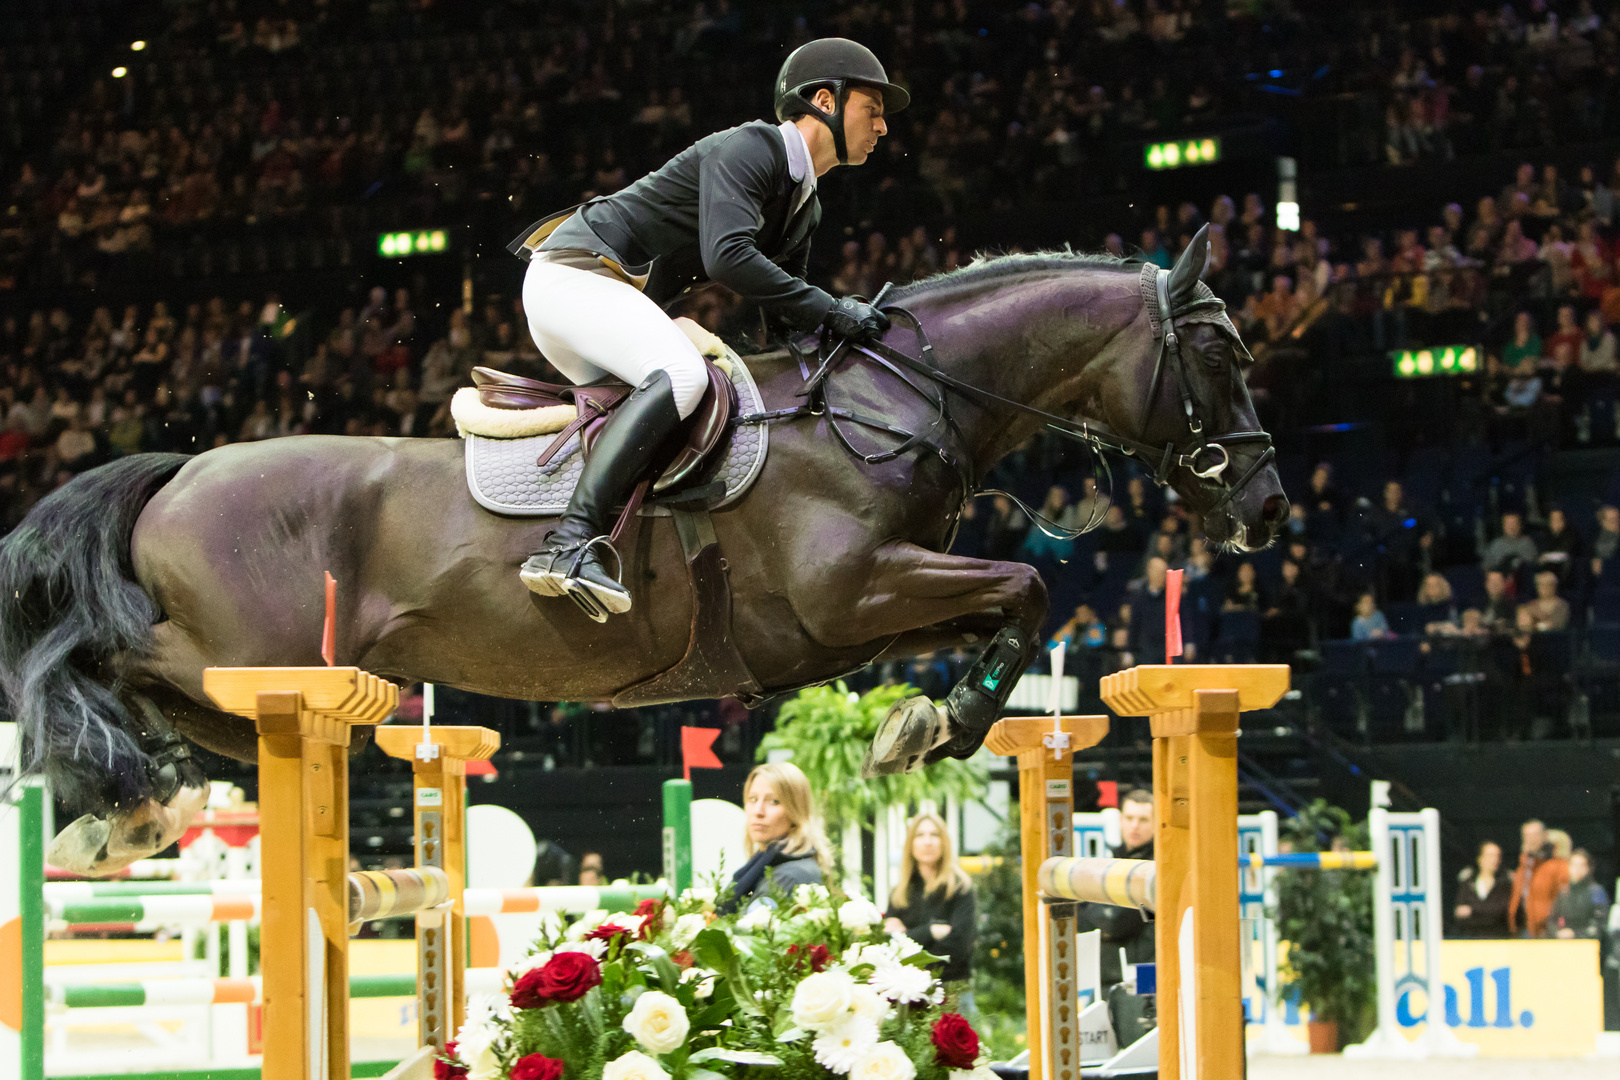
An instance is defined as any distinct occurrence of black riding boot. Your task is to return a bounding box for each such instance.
[520,370,683,620]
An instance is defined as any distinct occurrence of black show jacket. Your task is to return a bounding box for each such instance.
[520,120,834,329]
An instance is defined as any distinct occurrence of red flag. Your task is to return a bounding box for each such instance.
[321,571,337,667]
[1096,780,1119,808]
[1164,568,1184,662]
[464,760,497,777]
[680,726,723,782]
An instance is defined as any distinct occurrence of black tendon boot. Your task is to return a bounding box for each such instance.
[861,626,1030,776]
[520,370,684,620]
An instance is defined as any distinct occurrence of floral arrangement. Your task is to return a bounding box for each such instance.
[435,882,994,1080]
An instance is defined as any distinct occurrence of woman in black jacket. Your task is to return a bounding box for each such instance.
[718,761,831,915]
[1453,840,1514,937]
[883,813,977,988]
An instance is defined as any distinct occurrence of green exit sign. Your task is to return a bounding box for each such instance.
[1144,138,1221,170]
[1391,345,1479,378]
[378,230,447,257]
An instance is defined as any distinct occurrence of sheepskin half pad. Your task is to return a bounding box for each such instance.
[461,351,768,517]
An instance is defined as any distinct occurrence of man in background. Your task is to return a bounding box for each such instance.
[1509,818,1570,937]
[1076,789,1156,988]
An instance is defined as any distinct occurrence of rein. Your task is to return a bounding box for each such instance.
[736,270,1275,534]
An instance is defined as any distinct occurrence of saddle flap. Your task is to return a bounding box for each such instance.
[652,360,739,494]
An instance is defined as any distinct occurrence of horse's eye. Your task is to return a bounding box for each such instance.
[1201,352,1224,370]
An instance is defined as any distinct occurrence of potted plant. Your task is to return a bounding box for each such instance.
[1272,800,1376,1052]
[437,882,998,1080]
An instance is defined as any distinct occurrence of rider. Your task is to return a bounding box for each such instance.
[508,38,907,619]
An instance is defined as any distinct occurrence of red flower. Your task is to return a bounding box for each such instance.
[632,898,664,939]
[786,943,831,973]
[433,1042,469,1080]
[585,920,633,944]
[931,1013,981,1070]
[510,952,603,1008]
[671,950,695,969]
[510,1053,566,1080]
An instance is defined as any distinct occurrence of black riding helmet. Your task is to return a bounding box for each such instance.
[774,38,909,165]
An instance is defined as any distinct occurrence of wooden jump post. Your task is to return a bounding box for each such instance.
[203,667,499,1080]
[989,663,1288,1080]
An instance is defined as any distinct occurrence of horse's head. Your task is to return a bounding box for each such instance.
[1100,226,1288,551]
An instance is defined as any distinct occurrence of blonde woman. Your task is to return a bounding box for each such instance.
[882,813,977,985]
[719,762,831,913]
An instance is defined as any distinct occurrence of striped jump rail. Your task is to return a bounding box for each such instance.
[46,878,666,926]
[48,968,507,1010]
[1240,850,1377,870]
[44,892,260,927]
[1037,856,1157,911]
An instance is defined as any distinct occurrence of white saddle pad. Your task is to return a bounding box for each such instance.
[461,353,769,518]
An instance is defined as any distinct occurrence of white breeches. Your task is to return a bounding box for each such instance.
[521,251,707,420]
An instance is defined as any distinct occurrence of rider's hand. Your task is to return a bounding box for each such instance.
[823,297,891,344]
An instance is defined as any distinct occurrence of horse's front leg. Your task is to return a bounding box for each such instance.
[796,540,1048,775]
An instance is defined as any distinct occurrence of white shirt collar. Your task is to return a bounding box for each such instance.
[777,120,816,188]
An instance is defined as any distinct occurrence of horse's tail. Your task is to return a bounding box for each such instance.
[0,453,190,813]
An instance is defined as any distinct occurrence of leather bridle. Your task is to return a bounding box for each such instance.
[740,269,1277,533]
[1134,266,1276,515]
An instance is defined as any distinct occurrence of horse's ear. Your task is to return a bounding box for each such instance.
[1167,224,1210,306]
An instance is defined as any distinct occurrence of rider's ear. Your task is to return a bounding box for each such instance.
[1167,224,1210,307]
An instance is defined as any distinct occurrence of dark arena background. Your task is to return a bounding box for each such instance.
[1,1,1618,1076]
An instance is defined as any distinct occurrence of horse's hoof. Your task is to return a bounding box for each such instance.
[861,695,945,777]
[46,814,113,876]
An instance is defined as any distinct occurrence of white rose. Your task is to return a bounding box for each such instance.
[670,912,708,950]
[849,984,890,1025]
[736,901,776,930]
[602,1050,671,1080]
[812,1013,880,1074]
[848,1041,917,1080]
[790,968,857,1031]
[680,886,717,904]
[464,1042,502,1080]
[867,957,935,1005]
[947,1068,996,1080]
[622,990,691,1054]
[453,1008,504,1080]
[838,898,884,930]
[794,882,832,906]
[679,965,718,998]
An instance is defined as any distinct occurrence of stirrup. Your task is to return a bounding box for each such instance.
[526,535,628,623]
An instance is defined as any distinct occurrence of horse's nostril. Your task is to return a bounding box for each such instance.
[1262,494,1290,526]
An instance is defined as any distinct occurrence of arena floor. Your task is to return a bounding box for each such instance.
[1250,1054,1617,1078]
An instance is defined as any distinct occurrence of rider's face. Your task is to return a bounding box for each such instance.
[841,87,887,164]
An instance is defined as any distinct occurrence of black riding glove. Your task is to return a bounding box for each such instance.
[822,297,892,344]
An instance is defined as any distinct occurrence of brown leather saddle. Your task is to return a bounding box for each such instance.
[469,360,738,497]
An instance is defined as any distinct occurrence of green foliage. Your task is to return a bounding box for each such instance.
[760,683,987,826]
[1272,800,1376,1040]
[971,814,1028,1060]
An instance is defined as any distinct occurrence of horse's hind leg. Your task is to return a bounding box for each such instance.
[792,540,1048,776]
[46,691,212,877]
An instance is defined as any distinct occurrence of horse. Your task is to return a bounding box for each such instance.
[0,227,1287,875]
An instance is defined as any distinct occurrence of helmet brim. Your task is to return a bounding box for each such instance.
[848,79,910,115]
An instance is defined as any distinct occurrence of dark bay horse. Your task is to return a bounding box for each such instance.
[0,230,1286,874]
